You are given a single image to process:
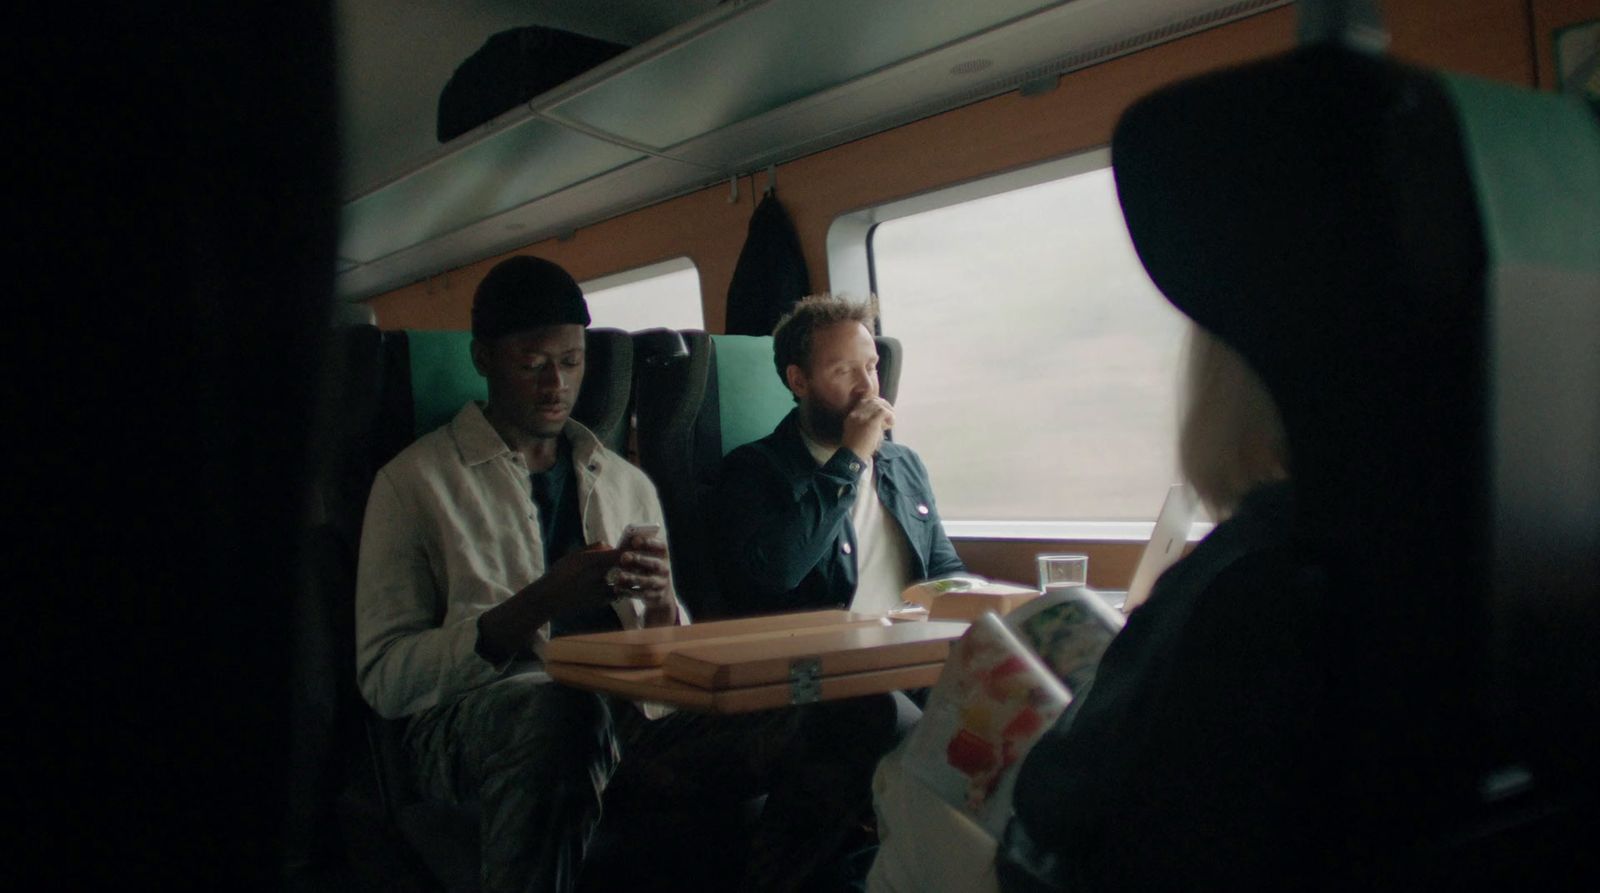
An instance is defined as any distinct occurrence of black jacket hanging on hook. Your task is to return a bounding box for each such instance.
[724,190,811,336]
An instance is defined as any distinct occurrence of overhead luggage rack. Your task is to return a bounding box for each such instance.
[336,0,1290,301]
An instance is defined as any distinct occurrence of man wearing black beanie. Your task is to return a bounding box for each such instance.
[355,255,888,893]
[356,253,671,892]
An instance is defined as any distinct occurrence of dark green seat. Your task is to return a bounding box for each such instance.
[377,327,635,459]
[372,330,483,474]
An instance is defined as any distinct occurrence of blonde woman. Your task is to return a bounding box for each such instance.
[1176,324,1289,521]
[998,324,1323,892]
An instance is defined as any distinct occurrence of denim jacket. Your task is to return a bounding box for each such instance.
[713,409,965,612]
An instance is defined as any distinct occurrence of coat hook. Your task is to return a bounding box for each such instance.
[728,174,739,203]
[764,164,776,196]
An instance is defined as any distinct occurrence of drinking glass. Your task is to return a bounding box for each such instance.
[1036,553,1089,595]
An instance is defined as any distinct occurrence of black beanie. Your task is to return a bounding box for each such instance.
[471,255,590,340]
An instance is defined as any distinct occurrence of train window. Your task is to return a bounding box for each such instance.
[579,257,704,332]
[835,150,1190,530]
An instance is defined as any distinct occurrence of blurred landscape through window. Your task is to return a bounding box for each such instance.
[871,164,1187,522]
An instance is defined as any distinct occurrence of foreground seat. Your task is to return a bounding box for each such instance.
[1103,34,1599,887]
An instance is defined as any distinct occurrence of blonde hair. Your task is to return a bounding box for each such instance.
[1178,325,1289,520]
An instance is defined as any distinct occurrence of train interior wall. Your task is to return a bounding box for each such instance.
[357,0,1589,587]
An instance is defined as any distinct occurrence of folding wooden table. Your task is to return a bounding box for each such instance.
[545,610,970,713]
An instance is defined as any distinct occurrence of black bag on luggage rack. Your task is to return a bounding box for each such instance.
[437,26,628,143]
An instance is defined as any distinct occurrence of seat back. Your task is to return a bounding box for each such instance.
[289,323,387,872]
[1110,41,1599,886]
[289,322,476,889]
[1443,75,1600,805]
[378,328,634,463]
[634,331,902,619]
[577,329,635,456]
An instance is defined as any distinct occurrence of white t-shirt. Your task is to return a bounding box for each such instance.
[801,430,914,615]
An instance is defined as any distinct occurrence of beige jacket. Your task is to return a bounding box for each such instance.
[356,401,680,719]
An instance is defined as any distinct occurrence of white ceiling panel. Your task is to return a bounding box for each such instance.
[659,0,1288,173]
[542,0,1063,150]
[338,154,718,299]
[340,120,644,265]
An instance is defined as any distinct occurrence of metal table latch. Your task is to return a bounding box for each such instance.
[788,657,822,704]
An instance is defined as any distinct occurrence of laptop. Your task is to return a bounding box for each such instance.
[1120,484,1200,613]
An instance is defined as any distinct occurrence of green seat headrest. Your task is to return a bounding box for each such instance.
[1440,73,1600,273]
[406,330,485,438]
[711,334,794,456]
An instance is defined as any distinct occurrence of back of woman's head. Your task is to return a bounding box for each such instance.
[1178,325,1289,520]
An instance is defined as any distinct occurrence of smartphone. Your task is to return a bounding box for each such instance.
[619,523,660,547]
[611,524,663,594]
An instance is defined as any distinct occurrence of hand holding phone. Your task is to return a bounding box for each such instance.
[606,523,666,593]
[619,523,661,549]
[612,522,675,625]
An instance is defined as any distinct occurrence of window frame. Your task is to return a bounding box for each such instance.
[826,147,1209,542]
[578,256,705,332]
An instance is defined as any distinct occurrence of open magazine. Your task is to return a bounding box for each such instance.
[894,586,1125,838]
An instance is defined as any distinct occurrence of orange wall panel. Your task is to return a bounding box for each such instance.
[785,8,1299,292]
[1531,0,1600,88]
[1386,0,1537,84]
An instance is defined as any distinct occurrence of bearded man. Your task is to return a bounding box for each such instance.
[713,293,966,613]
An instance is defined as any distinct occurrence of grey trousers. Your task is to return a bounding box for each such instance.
[406,674,914,893]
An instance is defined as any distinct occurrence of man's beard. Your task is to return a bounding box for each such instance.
[803,401,846,443]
